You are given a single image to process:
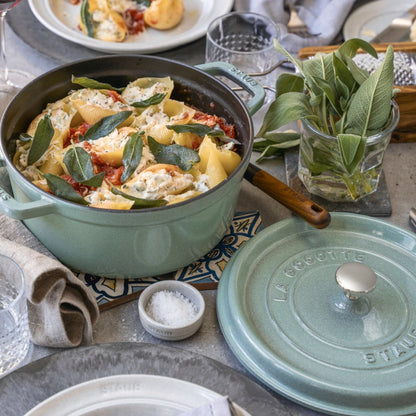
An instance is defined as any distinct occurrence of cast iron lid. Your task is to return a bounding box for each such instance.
[217,213,416,416]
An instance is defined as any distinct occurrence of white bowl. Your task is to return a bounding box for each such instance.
[138,280,205,341]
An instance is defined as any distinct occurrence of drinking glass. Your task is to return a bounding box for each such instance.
[0,0,33,113]
[0,254,31,377]
[205,12,281,127]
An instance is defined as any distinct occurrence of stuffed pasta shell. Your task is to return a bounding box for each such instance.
[14,75,241,211]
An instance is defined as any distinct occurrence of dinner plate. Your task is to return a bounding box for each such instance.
[0,343,282,416]
[343,0,415,42]
[217,213,416,415]
[28,0,233,54]
[25,374,249,415]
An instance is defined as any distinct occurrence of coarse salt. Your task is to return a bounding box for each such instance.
[145,290,198,327]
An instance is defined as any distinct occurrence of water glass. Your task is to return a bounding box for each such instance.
[205,12,281,106]
[0,254,30,376]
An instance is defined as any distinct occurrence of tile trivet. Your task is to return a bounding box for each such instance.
[76,211,263,310]
[285,149,392,216]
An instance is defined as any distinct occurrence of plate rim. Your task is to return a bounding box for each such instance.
[25,374,249,416]
[343,0,416,41]
[28,0,233,54]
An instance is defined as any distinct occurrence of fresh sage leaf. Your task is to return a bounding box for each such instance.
[80,111,132,141]
[42,173,89,205]
[344,45,394,136]
[256,92,319,138]
[134,0,150,6]
[312,76,342,116]
[27,114,54,165]
[121,132,143,183]
[131,93,167,108]
[71,75,124,93]
[337,133,366,175]
[336,38,378,61]
[110,186,167,208]
[63,145,105,187]
[80,0,94,38]
[148,136,200,171]
[344,55,370,85]
[275,73,304,98]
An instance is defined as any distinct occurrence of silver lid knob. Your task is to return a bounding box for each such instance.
[335,262,377,300]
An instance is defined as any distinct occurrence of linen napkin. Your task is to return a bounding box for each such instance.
[179,397,237,416]
[0,227,99,348]
[234,0,357,53]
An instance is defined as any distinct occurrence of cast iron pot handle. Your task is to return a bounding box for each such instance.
[195,62,265,115]
[0,159,56,220]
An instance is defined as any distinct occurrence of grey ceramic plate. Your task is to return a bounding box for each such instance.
[0,343,282,416]
[217,213,416,416]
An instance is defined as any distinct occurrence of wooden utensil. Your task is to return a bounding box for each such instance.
[244,163,331,229]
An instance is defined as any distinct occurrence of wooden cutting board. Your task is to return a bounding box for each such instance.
[297,42,416,142]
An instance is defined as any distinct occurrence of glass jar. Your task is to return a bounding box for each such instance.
[298,101,400,202]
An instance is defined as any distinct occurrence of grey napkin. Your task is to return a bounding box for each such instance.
[234,0,357,53]
[0,213,99,348]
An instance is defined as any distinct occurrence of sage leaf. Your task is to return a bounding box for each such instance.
[336,38,378,61]
[273,39,304,74]
[63,146,105,187]
[302,53,335,97]
[148,136,200,171]
[27,114,54,165]
[121,132,143,183]
[80,0,94,38]
[42,173,89,205]
[131,93,167,107]
[344,45,394,136]
[110,186,167,208]
[134,0,150,6]
[337,133,366,174]
[80,111,132,141]
[256,92,318,138]
[313,76,342,116]
[254,132,300,162]
[332,53,356,93]
[71,75,124,93]
[344,55,370,85]
[253,131,300,151]
[275,73,304,98]
[166,123,239,144]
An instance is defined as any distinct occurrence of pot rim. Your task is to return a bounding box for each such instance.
[1,54,254,215]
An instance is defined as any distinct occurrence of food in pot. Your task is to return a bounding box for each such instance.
[13,76,241,210]
[78,0,184,42]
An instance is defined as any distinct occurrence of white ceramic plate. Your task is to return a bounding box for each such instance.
[343,0,415,42]
[25,374,250,416]
[28,0,233,54]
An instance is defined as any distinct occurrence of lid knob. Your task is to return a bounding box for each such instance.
[335,262,377,300]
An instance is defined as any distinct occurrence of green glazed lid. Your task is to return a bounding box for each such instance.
[217,213,416,416]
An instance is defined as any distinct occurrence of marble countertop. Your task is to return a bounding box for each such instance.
[2,2,416,415]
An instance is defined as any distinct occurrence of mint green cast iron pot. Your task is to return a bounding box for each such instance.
[0,56,265,278]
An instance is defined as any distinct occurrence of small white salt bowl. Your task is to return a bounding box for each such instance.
[138,280,205,341]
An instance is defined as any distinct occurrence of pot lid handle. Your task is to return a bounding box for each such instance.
[335,262,377,300]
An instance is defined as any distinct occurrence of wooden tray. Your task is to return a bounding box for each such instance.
[297,42,416,142]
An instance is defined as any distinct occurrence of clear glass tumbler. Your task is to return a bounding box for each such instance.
[298,101,400,202]
[0,254,30,376]
[205,11,280,108]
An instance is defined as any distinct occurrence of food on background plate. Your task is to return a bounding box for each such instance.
[13,76,241,210]
[76,0,184,42]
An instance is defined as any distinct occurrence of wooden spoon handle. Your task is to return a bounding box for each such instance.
[244,163,331,229]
